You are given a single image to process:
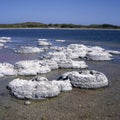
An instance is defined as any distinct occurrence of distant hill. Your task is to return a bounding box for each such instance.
[0,22,47,28]
[88,24,119,29]
[0,22,120,29]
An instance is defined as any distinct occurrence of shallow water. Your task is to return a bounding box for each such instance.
[0,60,120,120]
[0,29,120,63]
[0,29,120,120]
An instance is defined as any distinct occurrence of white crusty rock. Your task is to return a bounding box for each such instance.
[86,51,112,60]
[0,63,17,77]
[41,60,59,70]
[52,80,72,92]
[65,44,116,61]
[60,70,108,88]
[15,60,51,76]
[14,46,44,53]
[47,51,67,61]
[58,59,88,69]
[47,44,118,61]
[86,46,112,60]
[15,60,40,76]
[87,46,105,52]
[14,58,87,76]
[48,44,87,60]
[67,44,88,58]
[0,37,11,49]
[38,39,52,46]
[45,51,88,69]
[67,44,87,50]
[0,37,11,43]
[32,76,72,92]
[8,77,72,99]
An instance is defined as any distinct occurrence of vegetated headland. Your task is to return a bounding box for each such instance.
[0,22,120,29]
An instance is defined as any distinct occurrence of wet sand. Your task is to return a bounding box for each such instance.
[0,59,120,120]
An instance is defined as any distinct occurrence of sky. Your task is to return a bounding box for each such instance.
[0,0,120,25]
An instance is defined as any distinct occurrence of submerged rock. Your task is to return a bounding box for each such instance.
[0,37,11,40]
[38,38,48,41]
[60,70,108,88]
[8,77,72,100]
[106,50,120,55]
[14,46,44,53]
[55,39,65,42]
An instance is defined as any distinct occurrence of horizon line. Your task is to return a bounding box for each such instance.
[0,21,119,26]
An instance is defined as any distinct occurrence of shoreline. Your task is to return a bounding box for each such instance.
[0,27,120,31]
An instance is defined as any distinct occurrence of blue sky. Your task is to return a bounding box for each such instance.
[0,0,120,25]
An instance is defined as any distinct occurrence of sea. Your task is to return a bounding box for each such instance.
[0,29,120,120]
[0,29,120,63]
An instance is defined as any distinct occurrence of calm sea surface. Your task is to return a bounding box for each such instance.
[0,29,120,63]
[0,29,120,120]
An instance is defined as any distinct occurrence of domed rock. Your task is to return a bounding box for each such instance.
[86,46,112,61]
[15,60,51,76]
[86,51,112,61]
[8,77,72,100]
[60,70,108,88]
[58,59,88,69]
[0,63,17,77]
[0,37,11,43]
